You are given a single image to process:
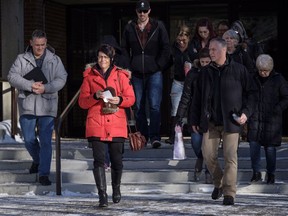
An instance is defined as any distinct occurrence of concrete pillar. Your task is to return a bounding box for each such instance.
[1,0,24,120]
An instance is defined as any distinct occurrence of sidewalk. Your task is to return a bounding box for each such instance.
[0,191,287,215]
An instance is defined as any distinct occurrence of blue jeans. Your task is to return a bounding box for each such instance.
[191,132,203,159]
[249,141,276,174]
[19,115,54,176]
[170,80,184,116]
[132,72,163,142]
[191,132,209,172]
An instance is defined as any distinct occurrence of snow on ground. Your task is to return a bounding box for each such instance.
[0,191,288,216]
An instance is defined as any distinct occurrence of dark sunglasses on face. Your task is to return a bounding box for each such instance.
[137,9,149,14]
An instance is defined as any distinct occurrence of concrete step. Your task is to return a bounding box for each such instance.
[0,169,287,184]
[0,181,288,196]
[1,157,288,171]
[0,140,287,195]
[1,141,288,160]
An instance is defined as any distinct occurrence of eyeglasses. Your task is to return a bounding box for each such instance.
[137,9,149,14]
[259,69,270,74]
[98,55,109,60]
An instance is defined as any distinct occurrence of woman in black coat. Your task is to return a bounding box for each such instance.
[176,48,212,183]
[248,54,288,184]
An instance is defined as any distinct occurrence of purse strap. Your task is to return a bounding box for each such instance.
[117,72,138,133]
[127,107,139,133]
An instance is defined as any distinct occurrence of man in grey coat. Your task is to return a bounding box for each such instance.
[8,29,67,186]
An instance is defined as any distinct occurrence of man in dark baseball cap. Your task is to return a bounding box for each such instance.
[136,0,150,11]
[122,0,171,149]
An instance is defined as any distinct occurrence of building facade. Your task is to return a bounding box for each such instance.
[1,0,288,138]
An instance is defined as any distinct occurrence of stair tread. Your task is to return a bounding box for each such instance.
[0,140,288,195]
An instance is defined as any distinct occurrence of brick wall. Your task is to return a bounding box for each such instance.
[24,0,67,66]
[24,0,44,48]
[0,1,2,120]
[24,0,68,135]
[45,1,67,67]
[0,1,2,76]
[45,1,68,135]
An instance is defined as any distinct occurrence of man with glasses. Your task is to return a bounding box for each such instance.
[121,0,171,148]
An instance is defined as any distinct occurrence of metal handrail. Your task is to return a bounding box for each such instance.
[55,88,80,195]
[0,78,17,137]
[1,78,81,195]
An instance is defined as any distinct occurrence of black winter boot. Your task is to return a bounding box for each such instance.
[251,171,262,182]
[93,167,108,207]
[267,173,275,184]
[165,116,177,144]
[111,169,122,203]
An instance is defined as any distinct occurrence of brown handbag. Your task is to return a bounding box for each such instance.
[116,72,146,151]
[127,108,146,151]
[128,131,146,151]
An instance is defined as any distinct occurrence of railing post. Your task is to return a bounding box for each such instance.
[11,87,17,138]
[54,89,80,196]
[55,119,62,195]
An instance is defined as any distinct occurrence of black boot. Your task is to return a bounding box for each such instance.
[194,158,203,181]
[93,167,108,207]
[165,116,177,144]
[251,172,262,182]
[267,173,275,184]
[111,169,122,203]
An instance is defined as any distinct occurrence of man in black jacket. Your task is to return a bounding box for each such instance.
[191,38,256,205]
[121,0,171,148]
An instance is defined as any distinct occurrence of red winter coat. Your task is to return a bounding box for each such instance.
[78,65,135,141]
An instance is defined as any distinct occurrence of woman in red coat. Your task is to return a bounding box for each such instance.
[78,44,135,207]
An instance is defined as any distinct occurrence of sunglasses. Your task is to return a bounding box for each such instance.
[137,9,149,14]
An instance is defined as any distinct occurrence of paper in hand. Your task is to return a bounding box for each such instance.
[102,90,113,102]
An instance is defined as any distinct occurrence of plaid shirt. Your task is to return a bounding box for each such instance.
[136,21,152,48]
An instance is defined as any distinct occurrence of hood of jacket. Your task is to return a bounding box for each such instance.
[102,35,122,54]
[231,20,248,43]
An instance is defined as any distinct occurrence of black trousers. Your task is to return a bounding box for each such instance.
[91,141,124,171]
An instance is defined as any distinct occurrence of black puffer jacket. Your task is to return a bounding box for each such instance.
[247,71,288,146]
[121,18,171,76]
[191,57,257,133]
[228,46,256,74]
